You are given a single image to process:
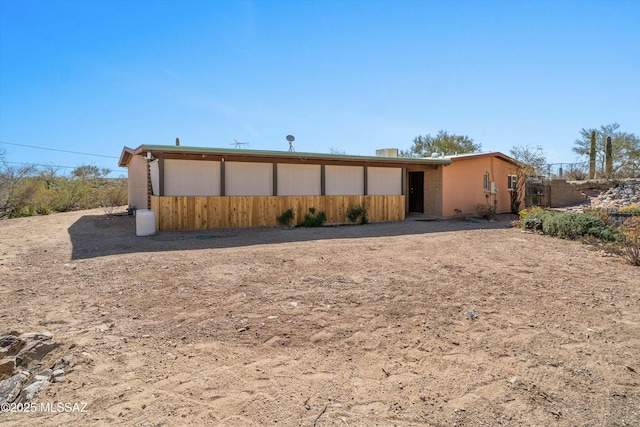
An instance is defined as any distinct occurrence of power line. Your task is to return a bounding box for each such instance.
[4,161,127,170]
[0,140,119,159]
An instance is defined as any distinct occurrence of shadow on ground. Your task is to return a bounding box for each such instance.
[68,213,519,260]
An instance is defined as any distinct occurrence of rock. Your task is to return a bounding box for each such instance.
[52,368,64,377]
[0,336,26,357]
[0,358,15,380]
[17,339,59,368]
[19,332,52,341]
[463,310,478,320]
[0,373,28,404]
[21,379,49,401]
[34,369,53,382]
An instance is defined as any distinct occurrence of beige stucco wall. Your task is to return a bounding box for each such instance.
[325,165,364,195]
[226,162,273,196]
[277,164,321,196]
[164,159,221,196]
[127,155,149,210]
[368,167,402,195]
[442,156,521,217]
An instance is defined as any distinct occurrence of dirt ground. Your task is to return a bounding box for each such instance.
[1,207,639,426]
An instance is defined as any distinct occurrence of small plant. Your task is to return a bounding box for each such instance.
[619,204,640,214]
[35,205,51,215]
[474,203,496,220]
[276,208,295,226]
[346,205,368,225]
[301,207,326,227]
[619,216,640,266]
[519,206,544,221]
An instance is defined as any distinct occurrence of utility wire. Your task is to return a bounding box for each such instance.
[5,161,127,170]
[0,140,119,159]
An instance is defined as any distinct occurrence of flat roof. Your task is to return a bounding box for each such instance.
[119,144,452,168]
[445,151,521,165]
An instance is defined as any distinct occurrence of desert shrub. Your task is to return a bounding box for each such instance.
[36,205,52,215]
[474,203,496,220]
[301,207,326,227]
[346,205,368,224]
[619,204,640,214]
[522,210,618,241]
[585,208,611,225]
[276,208,295,226]
[46,179,89,212]
[618,216,640,266]
[519,206,545,221]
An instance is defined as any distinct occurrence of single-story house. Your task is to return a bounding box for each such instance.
[118,145,522,230]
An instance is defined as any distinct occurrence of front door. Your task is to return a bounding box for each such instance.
[408,171,424,213]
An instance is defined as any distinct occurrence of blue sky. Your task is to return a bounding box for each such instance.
[1,0,638,177]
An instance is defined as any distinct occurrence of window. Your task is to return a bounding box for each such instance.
[483,172,490,191]
[508,175,518,191]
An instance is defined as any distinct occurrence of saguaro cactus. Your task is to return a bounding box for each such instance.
[589,130,596,179]
[605,136,613,178]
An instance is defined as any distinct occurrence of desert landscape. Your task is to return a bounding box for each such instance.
[1,208,639,426]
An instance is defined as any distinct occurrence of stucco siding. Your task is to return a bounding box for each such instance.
[442,156,520,217]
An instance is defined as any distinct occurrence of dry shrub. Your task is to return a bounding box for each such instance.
[619,216,640,266]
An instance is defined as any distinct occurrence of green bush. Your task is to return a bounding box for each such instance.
[276,208,295,226]
[521,209,618,241]
[346,205,368,224]
[301,207,326,227]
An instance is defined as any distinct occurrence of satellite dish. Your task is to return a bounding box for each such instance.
[286,135,296,152]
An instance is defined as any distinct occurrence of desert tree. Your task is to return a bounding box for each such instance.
[0,151,38,218]
[401,130,482,158]
[508,145,547,212]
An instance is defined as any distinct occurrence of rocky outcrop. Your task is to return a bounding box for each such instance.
[590,179,640,209]
[0,331,68,404]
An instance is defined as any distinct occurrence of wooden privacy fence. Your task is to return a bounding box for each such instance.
[149,195,405,230]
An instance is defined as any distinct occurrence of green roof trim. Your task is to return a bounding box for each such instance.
[132,144,452,165]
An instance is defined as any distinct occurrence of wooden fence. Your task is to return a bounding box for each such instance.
[149,195,405,230]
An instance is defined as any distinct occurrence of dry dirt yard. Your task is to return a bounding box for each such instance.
[1,208,639,426]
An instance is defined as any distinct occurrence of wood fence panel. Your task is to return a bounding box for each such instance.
[152,195,405,230]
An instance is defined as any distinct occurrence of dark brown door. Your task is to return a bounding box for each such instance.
[408,171,424,213]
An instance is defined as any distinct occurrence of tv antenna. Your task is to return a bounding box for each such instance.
[231,140,250,149]
[286,135,295,152]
